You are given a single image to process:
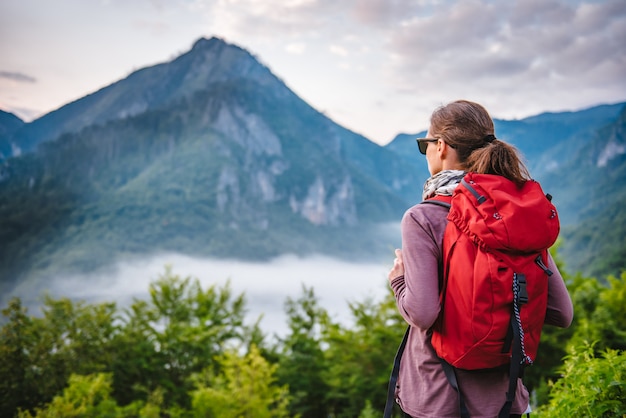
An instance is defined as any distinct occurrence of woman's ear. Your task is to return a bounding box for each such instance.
[437,139,447,158]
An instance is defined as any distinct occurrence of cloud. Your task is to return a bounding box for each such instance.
[204,0,623,85]
[330,44,349,56]
[0,71,36,83]
[196,0,625,102]
[386,0,625,72]
[132,19,171,35]
[350,0,427,27]
[285,42,307,54]
[382,0,626,118]
[208,0,343,39]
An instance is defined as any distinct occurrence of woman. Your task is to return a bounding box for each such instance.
[387,100,573,417]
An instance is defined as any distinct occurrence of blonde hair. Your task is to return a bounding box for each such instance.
[429,100,530,186]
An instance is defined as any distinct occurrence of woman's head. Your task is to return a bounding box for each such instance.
[426,100,530,186]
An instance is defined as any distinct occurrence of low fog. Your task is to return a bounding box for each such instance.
[10,253,395,339]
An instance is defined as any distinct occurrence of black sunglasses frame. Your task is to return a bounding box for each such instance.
[416,138,439,155]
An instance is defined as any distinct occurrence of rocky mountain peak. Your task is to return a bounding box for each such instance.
[6,37,287,156]
[175,36,279,89]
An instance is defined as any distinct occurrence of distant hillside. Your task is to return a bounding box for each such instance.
[385,131,429,188]
[546,105,626,278]
[0,110,24,159]
[496,103,626,182]
[0,37,420,299]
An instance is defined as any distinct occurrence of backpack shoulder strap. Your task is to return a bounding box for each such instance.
[383,326,410,418]
[383,195,453,418]
[421,194,452,209]
[424,194,472,416]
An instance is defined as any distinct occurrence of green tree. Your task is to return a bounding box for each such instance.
[275,286,330,418]
[0,295,118,417]
[191,344,290,418]
[322,290,406,418]
[110,267,252,410]
[16,373,141,418]
[0,298,39,416]
[358,400,379,418]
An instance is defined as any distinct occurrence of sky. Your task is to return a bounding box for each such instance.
[1,0,625,145]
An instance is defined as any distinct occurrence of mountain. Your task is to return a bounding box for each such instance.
[0,37,422,298]
[495,104,626,181]
[385,131,429,188]
[546,105,626,278]
[0,110,24,159]
[5,38,292,156]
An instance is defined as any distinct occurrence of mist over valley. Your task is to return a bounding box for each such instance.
[7,252,394,339]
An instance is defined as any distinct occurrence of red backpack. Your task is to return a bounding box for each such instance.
[431,172,559,370]
[384,173,559,418]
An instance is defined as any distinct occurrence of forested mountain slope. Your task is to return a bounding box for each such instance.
[0,38,418,299]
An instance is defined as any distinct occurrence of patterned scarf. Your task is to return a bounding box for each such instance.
[422,170,466,200]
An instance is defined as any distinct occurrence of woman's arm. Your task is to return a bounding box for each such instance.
[389,206,444,330]
[544,253,574,328]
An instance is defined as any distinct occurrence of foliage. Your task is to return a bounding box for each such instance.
[321,290,406,418]
[529,270,626,407]
[1,264,625,417]
[15,373,143,418]
[0,295,117,417]
[566,271,626,353]
[0,298,39,415]
[191,344,290,418]
[0,268,256,417]
[275,286,330,418]
[536,343,626,417]
[110,267,252,409]
[358,400,379,418]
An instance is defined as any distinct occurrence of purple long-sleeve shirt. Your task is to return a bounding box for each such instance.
[390,202,574,418]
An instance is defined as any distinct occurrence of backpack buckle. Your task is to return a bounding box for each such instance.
[516,273,528,305]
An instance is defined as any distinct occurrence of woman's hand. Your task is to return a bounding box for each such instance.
[388,248,404,282]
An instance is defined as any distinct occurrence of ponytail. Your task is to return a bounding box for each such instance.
[465,140,530,187]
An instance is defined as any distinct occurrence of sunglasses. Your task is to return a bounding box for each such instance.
[416,138,439,155]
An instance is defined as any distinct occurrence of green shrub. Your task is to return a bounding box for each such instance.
[536,342,626,417]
